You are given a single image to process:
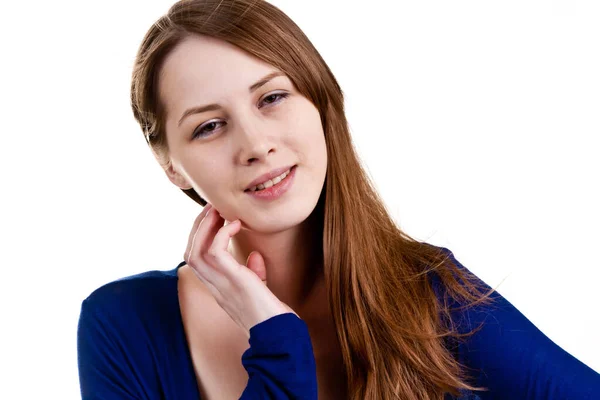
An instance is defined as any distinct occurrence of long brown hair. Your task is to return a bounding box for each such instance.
[130,1,495,398]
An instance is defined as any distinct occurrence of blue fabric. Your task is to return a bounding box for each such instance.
[435,249,600,399]
[77,247,600,399]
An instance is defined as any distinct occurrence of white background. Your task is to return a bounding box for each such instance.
[1,0,598,398]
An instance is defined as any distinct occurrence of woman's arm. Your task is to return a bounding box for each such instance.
[442,249,600,399]
[77,281,318,400]
[77,296,157,400]
[239,313,318,399]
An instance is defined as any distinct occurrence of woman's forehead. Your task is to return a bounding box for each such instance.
[161,37,275,91]
[158,36,286,110]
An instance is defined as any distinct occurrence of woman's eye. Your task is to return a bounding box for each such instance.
[260,92,289,108]
[191,92,289,140]
[192,120,224,139]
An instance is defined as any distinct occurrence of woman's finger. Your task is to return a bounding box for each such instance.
[246,251,268,284]
[184,203,212,262]
[197,208,227,257]
[204,219,244,281]
[188,207,231,287]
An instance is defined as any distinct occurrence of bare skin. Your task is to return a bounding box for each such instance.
[176,204,347,398]
[160,35,329,316]
[178,264,348,400]
[157,34,345,397]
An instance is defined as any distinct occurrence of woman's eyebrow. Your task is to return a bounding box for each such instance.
[248,71,285,93]
[177,71,286,127]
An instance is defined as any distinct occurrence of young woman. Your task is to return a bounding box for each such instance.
[77,0,600,399]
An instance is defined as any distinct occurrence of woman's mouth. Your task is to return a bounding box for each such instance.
[244,165,297,200]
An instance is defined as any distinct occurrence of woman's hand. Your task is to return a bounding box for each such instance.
[184,204,298,336]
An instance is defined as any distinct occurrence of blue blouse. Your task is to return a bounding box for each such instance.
[77,247,600,399]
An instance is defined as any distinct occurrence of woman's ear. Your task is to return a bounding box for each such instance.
[165,162,193,190]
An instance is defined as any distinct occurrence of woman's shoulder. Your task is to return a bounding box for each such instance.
[77,262,202,398]
[419,243,493,297]
[79,261,186,331]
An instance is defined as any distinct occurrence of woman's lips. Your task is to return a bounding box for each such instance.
[245,165,297,201]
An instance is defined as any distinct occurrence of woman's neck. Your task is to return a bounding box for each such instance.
[229,213,325,318]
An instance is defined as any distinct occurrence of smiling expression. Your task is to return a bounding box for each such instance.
[158,35,328,233]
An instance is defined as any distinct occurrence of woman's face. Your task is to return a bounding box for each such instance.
[159,35,327,233]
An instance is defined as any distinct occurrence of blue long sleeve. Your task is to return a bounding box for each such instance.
[437,248,600,399]
[239,313,317,399]
[77,270,201,399]
[77,253,600,399]
[78,297,160,399]
[77,267,318,399]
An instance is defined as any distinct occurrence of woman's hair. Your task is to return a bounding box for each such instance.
[130,1,495,398]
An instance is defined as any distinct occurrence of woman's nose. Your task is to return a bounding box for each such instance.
[235,117,277,165]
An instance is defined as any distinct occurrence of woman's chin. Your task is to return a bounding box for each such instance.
[239,213,310,235]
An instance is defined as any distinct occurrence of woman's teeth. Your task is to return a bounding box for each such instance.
[248,168,291,192]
